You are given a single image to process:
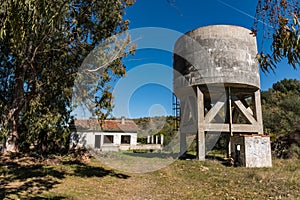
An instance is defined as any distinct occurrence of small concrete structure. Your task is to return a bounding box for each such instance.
[147,134,164,145]
[231,135,272,167]
[173,25,272,167]
[70,118,138,151]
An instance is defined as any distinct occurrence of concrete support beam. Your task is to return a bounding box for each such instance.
[204,100,225,123]
[233,99,258,125]
[253,90,264,134]
[203,124,260,133]
[180,131,187,157]
[197,86,205,160]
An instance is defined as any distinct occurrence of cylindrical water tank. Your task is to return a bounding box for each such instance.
[173,25,260,90]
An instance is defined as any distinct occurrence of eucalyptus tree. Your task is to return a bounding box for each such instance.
[253,0,299,72]
[0,0,135,153]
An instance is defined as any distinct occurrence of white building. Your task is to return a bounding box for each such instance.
[70,117,138,151]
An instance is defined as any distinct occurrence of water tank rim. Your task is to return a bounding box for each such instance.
[185,24,252,36]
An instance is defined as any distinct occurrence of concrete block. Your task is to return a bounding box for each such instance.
[231,135,272,167]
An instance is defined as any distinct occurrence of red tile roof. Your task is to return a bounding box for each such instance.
[73,118,138,133]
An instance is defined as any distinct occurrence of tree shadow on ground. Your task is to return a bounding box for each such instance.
[0,153,130,199]
[122,151,227,162]
[127,151,233,167]
[62,160,130,179]
[177,153,234,166]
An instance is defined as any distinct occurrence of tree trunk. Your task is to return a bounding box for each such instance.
[5,116,18,152]
[2,137,6,153]
[5,64,25,153]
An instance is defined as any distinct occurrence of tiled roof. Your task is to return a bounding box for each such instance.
[73,118,138,133]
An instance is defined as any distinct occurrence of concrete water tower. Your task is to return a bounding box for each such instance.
[173,25,272,167]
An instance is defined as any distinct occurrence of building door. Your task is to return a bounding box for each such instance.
[95,135,101,148]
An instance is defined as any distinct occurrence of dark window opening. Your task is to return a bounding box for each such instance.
[104,135,114,144]
[121,135,131,144]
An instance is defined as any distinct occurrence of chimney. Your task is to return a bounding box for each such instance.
[121,116,125,125]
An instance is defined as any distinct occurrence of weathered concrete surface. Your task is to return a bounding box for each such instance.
[174,25,260,91]
[231,135,272,167]
[173,25,267,162]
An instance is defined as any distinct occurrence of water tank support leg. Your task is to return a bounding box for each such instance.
[197,86,205,160]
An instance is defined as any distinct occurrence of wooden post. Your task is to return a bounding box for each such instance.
[197,86,205,160]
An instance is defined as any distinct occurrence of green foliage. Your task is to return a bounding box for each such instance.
[134,116,177,145]
[262,78,300,135]
[254,0,299,72]
[0,0,135,154]
[273,78,300,94]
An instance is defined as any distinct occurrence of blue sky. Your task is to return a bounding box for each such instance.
[109,0,300,118]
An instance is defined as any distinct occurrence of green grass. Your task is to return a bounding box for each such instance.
[1,154,300,200]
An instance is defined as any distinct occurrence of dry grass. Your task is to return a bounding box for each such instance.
[1,153,299,200]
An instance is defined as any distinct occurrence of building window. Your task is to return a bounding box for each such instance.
[104,135,114,144]
[94,135,101,148]
[121,135,131,144]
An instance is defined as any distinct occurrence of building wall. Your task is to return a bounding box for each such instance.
[70,131,137,151]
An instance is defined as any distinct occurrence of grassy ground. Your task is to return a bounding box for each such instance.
[1,153,299,200]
